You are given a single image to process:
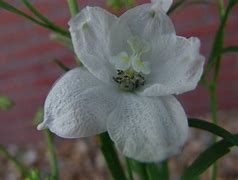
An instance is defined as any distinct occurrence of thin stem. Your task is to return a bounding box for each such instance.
[222,46,238,54]
[54,59,70,71]
[218,0,225,19]
[209,1,225,180]
[99,133,127,180]
[125,158,134,180]
[168,0,187,15]
[67,0,79,16]
[0,145,29,177]
[21,0,69,36]
[44,130,59,180]
[0,1,70,37]
[202,2,234,80]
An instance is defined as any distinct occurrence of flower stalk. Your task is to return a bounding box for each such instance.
[67,0,79,17]
[99,133,127,180]
[66,2,127,179]
[44,130,59,180]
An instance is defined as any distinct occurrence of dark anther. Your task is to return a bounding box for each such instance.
[113,70,145,91]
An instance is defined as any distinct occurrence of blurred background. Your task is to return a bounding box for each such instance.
[0,0,238,179]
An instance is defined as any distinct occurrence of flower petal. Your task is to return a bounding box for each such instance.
[107,93,188,162]
[140,34,205,96]
[151,0,173,13]
[38,68,118,138]
[69,7,117,83]
[118,3,175,44]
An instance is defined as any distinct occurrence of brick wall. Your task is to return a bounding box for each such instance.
[0,0,237,145]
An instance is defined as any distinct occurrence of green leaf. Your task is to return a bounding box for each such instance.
[25,169,41,180]
[99,133,127,180]
[146,161,169,180]
[0,95,14,110]
[204,1,236,74]
[222,46,238,54]
[181,135,237,179]
[125,158,134,180]
[129,160,149,180]
[188,118,238,146]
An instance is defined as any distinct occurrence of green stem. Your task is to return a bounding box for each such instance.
[125,158,134,180]
[145,162,169,180]
[21,0,69,36]
[202,1,234,80]
[0,1,70,37]
[140,164,149,180]
[54,59,70,71]
[222,46,238,54]
[65,2,126,179]
[0,145,29,177]
[99,133,127,180]
[209,1,225,180]
[44,130,59,180]
[168,0,187,15]
[67,0,79,16]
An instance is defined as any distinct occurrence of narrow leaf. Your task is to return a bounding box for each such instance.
[100,133,127,180]
[146,162,169,180]
[222,46,238,54]
[188,118,238,146]
[181,135,237,179]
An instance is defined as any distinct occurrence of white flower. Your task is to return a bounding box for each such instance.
[37,1,205,162]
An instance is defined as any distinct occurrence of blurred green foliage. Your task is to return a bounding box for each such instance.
[107,0,135,9]
[0,95,14,110]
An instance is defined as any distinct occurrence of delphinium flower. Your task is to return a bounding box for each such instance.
[37,0,205,162]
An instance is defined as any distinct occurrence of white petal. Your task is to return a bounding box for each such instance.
[141,61,151,75]
[108,18,133,56]
[140,34,205,96]
[151,0,173,13]
[107,94,188,162]
[118,4,175,44]
[69,7,117,83]
[38,68,118,138]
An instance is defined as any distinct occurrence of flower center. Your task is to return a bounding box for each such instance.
[110,37,151,91]
[113,69,145,91]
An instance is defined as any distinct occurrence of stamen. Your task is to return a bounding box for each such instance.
[113,70,145,91]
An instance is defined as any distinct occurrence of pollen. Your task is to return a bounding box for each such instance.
[113,70,145,91]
